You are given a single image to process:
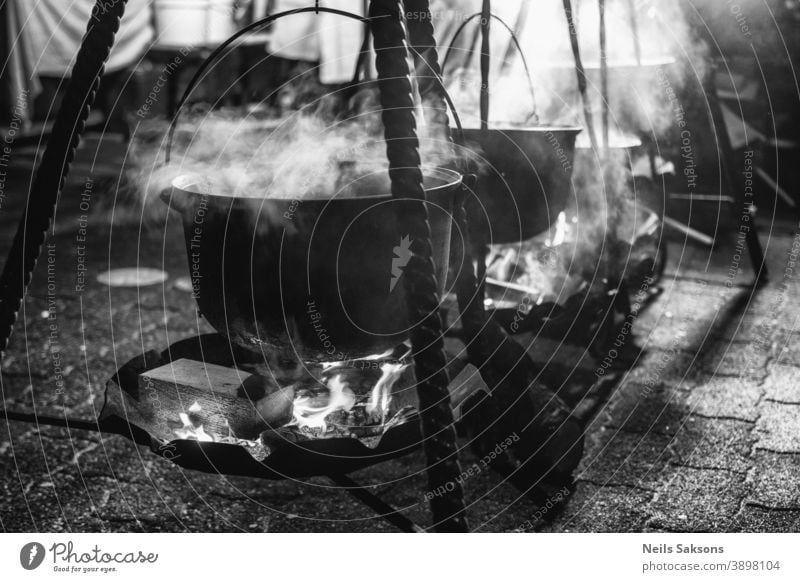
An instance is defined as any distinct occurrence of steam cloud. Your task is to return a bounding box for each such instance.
[128,107,470,208]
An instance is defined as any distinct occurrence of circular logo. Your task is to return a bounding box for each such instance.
[20,542,45,570]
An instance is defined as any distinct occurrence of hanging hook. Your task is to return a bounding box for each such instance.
[315,0,320,14]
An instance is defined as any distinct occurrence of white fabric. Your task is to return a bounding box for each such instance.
[270,0,366,84]
[4,0,42,121]
[14,0,154,77]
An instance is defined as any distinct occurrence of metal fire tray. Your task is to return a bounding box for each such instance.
[100,334,423,480]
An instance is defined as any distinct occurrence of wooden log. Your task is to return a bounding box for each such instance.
[134,359,294,442]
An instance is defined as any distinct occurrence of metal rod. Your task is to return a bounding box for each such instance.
[0,0,129,357]
[486,276,539,296]
[598,0,609,150]
[669,193,736,203]
[501,0,532,73]
[562,0,599,151]
[479,0,491,132]
[639,207,715,247]
[328,474,424,533]
[464,25,482,71]
[755,165,796,208]
[0,409,104,433]
[625,0,642,66]
[370,0,468,533]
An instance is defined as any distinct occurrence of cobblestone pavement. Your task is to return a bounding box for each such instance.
[542,222,800,533]
[1,139,798,532]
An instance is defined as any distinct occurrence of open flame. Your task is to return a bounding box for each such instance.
[170,400,268,459]
[174,401,214,442]
[290,354,410,437]
[291,374,356,433]
[365,362,406,424]
[168,356,411,444]
[486,211,589,308]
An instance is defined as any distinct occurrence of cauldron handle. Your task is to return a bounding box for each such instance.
[439,10,539,126]
[164,7,467,162]
[164,7,367,163]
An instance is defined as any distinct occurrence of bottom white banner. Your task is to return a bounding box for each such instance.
[1,533,798,581]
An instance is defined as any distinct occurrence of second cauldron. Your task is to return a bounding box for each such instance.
[462,125,582,244]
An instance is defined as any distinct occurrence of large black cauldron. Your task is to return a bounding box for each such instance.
[165,169,462,361]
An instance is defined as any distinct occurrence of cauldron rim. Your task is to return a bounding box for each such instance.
[170,166,462,203]
[576,133,642,150]
[538,55,677,71]
[461,125,582,134]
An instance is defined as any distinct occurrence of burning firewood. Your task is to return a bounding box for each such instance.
[242,375,295,430]
[134,359,296,442]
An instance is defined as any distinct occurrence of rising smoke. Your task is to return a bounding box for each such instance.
[440,0,708,295]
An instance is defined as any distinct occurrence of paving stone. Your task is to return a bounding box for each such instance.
[697,340,770,379]
[754,401,800,453]
[746,452,800,509]
[540,481,652,532]
[623,349,705,388]
[604,381,689,435]
[651,280,733,317]
[743,321,795,361]
[635,311,703,354]
[735,505,800,532]
[577,430,673,490]
[773,328,800,367]
[685,376,762,422]
[647,466,748,531]
[746,282,800,316]
[712,311,770,343]
[745,287,793,317]
[635,282,735,351]
[670,416,754,473]
[763,364,800,403]
[636,324,695,353]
